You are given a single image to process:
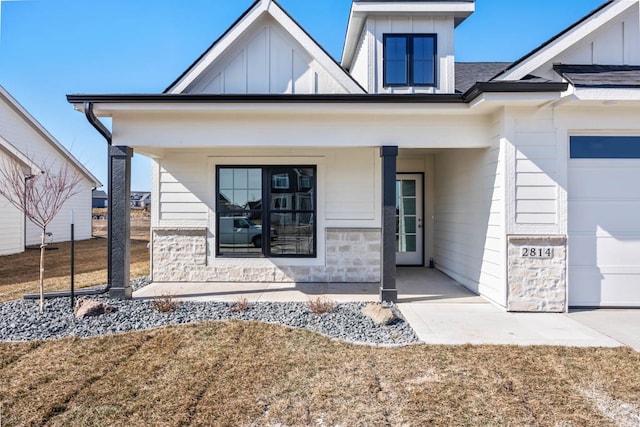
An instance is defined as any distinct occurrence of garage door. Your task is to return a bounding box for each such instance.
[568,136,640,307]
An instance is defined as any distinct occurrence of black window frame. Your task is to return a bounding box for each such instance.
[215,165,317,258]
[383,33,437,88]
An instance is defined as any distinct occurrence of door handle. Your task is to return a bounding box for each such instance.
[418,218,422,229]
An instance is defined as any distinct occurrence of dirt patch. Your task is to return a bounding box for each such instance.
[0,215,150,302]
[92,210,150,241]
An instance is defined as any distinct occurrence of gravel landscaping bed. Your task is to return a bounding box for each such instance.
[0,277,419,345]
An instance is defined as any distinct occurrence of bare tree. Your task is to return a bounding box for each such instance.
[0,156,82,312]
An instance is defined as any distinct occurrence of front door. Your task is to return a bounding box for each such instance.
[396,174,423,265]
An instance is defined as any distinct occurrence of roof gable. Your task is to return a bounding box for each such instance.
[495,0,640,82]
[0,85,101,186]
[166,0,365,95]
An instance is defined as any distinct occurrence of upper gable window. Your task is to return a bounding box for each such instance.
[383,34,437,87]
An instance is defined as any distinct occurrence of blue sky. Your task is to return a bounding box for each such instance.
[0,0,604,192]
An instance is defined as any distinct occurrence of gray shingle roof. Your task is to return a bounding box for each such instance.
[455,62,510,93]
[554,64,640,88]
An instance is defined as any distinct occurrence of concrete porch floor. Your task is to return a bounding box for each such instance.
[133,268,481,303]
[133,268,638,350]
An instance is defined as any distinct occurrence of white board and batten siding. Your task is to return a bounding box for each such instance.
[365,15,455,94]
[540,5,640,81]
[498,1,640,82]
[184,16,351,95]
[568,158,640,307]
[433,135,506,306]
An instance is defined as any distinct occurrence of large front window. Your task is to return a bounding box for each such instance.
[217,166,316,257]
[384,34,437,87]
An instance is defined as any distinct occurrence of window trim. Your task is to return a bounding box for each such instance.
[383,33,437,88]
[215,165,317,259]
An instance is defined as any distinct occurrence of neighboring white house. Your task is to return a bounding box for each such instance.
[0,85,101,256]
[69,0,640,311]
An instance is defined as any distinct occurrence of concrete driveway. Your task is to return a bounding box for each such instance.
[396,268,639,350]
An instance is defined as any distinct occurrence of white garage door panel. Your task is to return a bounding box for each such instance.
[569,159,640,307]
[568,201,640,232]
[569,164,640,199]
[570,267,640,307]
[569,235,640,267]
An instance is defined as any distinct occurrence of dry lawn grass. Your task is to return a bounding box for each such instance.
[0,215,150,302]
[0,322,639,426]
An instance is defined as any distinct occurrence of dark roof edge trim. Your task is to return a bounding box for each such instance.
[68,83,568,106]
[490,0,615,80]
[69,93,466,104]
[462,82,569,102]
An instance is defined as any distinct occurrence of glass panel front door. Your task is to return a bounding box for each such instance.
[396,174,423,265]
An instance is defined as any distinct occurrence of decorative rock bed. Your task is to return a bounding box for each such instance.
[0,277,419,345]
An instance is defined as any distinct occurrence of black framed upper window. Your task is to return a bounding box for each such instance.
[570,136,640,159]
[384,34,437,87]
[216,166,316,258]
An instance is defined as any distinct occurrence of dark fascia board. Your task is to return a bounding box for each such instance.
[164,0,367,95]
[67,82,568,106]
[69,93,465,104]
[490,1,614,81]
[461,81,569,102]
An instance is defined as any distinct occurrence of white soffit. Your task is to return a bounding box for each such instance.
[496,0,637,81]
[167,0,365,95]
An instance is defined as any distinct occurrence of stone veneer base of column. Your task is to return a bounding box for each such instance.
[507,235,567,313]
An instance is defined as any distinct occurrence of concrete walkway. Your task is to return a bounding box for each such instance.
[134,268,639,350]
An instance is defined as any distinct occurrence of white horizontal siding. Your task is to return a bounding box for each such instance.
[0,194,23,255]
[433,140,505,305]
[25,183,93,246]
[155,147,380,229]
[0,97,95,246]
[158,155,209,226]
[512,110,558,227]
[325,148,377,221]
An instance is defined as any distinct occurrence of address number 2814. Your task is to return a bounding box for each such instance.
[521,247,553,258]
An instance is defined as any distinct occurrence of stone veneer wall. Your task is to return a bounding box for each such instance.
[507,235,567,312]
[152,227,381,283]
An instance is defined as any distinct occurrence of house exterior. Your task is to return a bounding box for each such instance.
[92,189,108,209]
[0,85,101,256]
[130,191,151,209]
[69,0,640,311]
